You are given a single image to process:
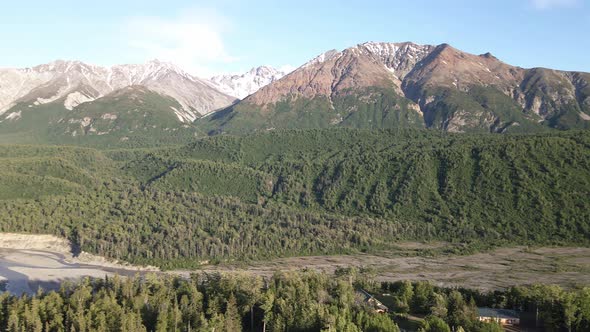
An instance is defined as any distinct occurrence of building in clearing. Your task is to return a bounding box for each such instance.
[356,289,389,313]
[478,307,520,325]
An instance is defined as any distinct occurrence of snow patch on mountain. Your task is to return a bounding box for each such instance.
[359,42,435,79]
[64,92,95,110]
[101,113,117,120]
[210,66,286,99]
[170,106,197,123]
[301,50,341,68]
[5,111,21,121]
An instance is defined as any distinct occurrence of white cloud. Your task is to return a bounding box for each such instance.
[124,8,236,77]
[530,0,580,10]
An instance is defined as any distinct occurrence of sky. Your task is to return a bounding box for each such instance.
[0,0,588,77]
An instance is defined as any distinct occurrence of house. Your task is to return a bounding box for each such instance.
[478,307,520,325]
[356,289,389,313]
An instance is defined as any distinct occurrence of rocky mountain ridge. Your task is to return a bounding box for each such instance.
[0,59,237,122]
[1,41,589,144]
[201,41,590,134]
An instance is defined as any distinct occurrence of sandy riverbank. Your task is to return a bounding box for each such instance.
[0,233,158,295]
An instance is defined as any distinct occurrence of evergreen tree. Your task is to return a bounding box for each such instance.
[223,294,242,332]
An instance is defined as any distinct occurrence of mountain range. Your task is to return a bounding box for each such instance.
[0,60,237,121]
[0,60,281,146]
[1,41,589,146]
[202,42,590,135]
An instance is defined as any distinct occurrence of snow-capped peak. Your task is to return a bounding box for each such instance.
[356,41,435,79]
[301,49,341,68]
[109,59,198,85]
[209,66,286,99]
[143,59,194,80]
[359,42,402,58]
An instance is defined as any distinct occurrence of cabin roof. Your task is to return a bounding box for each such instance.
[478,307,519,319]
[356,289,389,311]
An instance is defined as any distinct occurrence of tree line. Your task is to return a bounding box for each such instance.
[2,269,587,331]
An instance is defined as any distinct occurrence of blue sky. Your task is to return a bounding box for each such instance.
[0,0,588,76]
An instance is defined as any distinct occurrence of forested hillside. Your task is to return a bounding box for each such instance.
[1,129,590,268]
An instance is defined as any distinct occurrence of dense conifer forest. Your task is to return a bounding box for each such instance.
[1,129,590,268]
[1,270,589,332]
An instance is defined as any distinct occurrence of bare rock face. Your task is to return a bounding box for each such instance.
[0,60,237,122]
[519,69,582,118]
[402,44,525,96]
[246,42,435,106]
